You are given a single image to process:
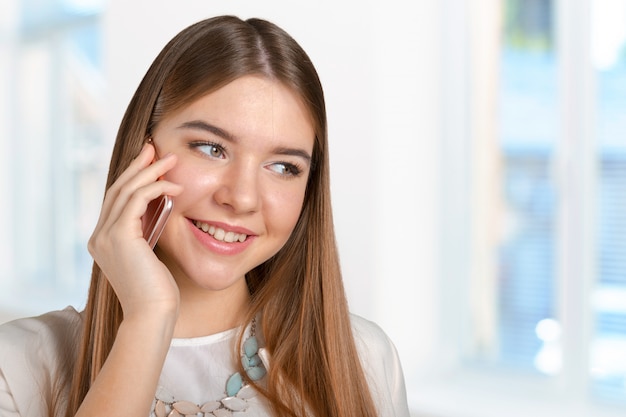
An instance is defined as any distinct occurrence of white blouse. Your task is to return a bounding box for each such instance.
[0,307,410,417]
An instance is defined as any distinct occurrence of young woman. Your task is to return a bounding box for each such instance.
[0,15,409,417]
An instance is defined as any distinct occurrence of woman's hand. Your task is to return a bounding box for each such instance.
[77,143,183,417]
[88,143,184,321]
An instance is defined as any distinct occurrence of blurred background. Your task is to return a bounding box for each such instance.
[1,0,625,416]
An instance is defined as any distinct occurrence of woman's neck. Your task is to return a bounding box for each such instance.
[173,277,251,338]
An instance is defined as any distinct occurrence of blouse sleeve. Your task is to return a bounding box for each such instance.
[0,368,20,417]
[0,307,83,417]
[351,315,411,417]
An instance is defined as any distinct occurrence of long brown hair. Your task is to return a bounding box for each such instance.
[64,16,378,417]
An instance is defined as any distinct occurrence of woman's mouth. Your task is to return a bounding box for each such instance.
[192,220,248,243]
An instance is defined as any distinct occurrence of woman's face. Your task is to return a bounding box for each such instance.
[151,75,315,294]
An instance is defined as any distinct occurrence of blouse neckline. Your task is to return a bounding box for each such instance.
[170,326,239,347]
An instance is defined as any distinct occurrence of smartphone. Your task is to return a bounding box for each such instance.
[142,195,173,249]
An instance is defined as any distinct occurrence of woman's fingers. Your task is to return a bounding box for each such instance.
[104,152,180,231]
[109,178,182,244]
[87,143,184,318]
[97,143,155,225]
[93,144,178,238]
[89,141,180,254]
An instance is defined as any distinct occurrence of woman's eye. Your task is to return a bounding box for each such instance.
[268,162,302,177]
[191,142,226,159]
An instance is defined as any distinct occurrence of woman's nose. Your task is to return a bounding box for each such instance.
[213,160,260,214]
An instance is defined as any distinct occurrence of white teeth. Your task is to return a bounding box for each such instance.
[193,221,247,243]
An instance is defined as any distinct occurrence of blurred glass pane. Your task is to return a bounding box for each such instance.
[19,0,103,35]
[0,0,106,316]
[592,0,626,403]
[490,0,559,372]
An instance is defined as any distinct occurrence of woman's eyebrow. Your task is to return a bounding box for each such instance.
[272,146,312,165]
[177,120,237,142]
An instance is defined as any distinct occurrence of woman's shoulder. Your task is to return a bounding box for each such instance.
[0,307,83,415]
[0,306,83,350]
[349,314,411,417]
[0,306,83,374]
[349,313,403,373]
[349,313,397,356]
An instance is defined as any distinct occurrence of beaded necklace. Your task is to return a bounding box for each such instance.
[152,318,267,417]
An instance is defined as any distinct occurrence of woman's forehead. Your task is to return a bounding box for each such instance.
[157,76,316,152]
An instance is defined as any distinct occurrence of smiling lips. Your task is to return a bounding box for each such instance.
[192,220,248,243]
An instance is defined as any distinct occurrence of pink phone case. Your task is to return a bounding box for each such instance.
[142,195,173,249]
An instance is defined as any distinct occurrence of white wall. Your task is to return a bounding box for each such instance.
[105,1,443,406]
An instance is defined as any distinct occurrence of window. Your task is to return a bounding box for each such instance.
[421,0,626,415]
[479,0,559,371]
[0,0,106,318]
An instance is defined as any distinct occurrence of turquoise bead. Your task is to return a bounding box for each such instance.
[246,365,267,381]
[243,336,258,358]
[226,372,243,397]
[248,354,261,367]
[241,355,250,369]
